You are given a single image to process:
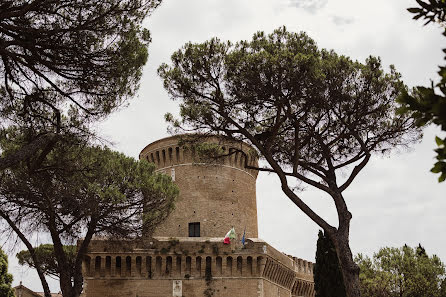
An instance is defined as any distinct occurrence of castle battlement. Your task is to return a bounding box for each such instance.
[139,135,259,177]
[83,238,314,297]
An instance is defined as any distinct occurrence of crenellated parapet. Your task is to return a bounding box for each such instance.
[139,135,259,177]
[82,238,315,297]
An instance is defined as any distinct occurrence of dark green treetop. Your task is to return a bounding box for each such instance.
[17,244,76,279]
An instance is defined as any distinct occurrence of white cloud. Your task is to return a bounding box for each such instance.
[288,0,328,14]
[331,15,355,26]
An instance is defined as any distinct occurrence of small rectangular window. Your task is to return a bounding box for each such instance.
[189,222,200,237]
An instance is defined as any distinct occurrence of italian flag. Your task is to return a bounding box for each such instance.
[223,227,236,244]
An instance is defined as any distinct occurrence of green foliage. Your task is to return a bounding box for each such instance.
[0,0,161,173]
[159,26,421,297]
[159,27,419,181]
[398,0,446,182]
[193,142,225,161]
[0,135,178,239]
[407,0,446,25]
[0,2,165,296]
[355,244,446,297]
[0,0,159,118]
[0,135,178,297]
[16,244,76,279]
[0,247,14,297]
[314,230,346,297]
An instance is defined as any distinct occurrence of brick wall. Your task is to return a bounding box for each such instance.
[140,135,259,238]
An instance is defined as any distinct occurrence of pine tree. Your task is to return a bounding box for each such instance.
[314,230,346,297]
[0,247,14,297]
[158,27,420,296]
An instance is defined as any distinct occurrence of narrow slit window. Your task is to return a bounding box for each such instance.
[188,222,200,237]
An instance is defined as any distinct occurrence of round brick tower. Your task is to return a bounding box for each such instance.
[139,135,259,239]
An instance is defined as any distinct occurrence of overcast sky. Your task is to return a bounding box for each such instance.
[8,0,446,292]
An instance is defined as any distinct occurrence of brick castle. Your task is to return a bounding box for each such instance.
[81,135,315,297]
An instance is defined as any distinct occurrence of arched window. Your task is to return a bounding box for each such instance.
[95,256,101,277]
[146,256,152,279]
[136,256,142,276]
[186,256,191,276]
[126,256,131,276]
[196,256,202,277]
[166,256,172,276]
[236,256,243,276]
[105,256,111,276]
[226,257,233,276]
[115,256,122,277]
[216,256,222,276]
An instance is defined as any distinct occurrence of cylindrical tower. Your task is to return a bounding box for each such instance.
[139,135,259,239]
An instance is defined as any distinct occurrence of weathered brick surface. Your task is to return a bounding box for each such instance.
[140,135,259,239]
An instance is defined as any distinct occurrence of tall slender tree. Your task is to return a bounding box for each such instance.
[0,2,167,295]
[314,230,346,297]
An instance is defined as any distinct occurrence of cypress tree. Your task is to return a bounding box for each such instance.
[0,247,14,297]
[314,230,346,297]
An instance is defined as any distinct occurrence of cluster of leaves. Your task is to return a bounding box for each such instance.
[356,245,446,297]
[314,230,346,297]
[177,134,254,165]
[398,86,446,181]
[408,0,446,25]
[0,136,178,241]
[0,2,168,297]
[0,247,14,297]
[160,27,419,192]
[398,0,446,182]
[0,0,157,116]
[16,244,76,279]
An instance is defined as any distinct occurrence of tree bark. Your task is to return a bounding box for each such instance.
[333,231,361,297]
[48,217,97,297]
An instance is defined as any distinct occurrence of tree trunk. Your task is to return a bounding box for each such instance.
[0,210,53,297]
[332,230,361,297]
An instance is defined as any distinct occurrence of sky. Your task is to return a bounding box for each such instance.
[6,0,446,292]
